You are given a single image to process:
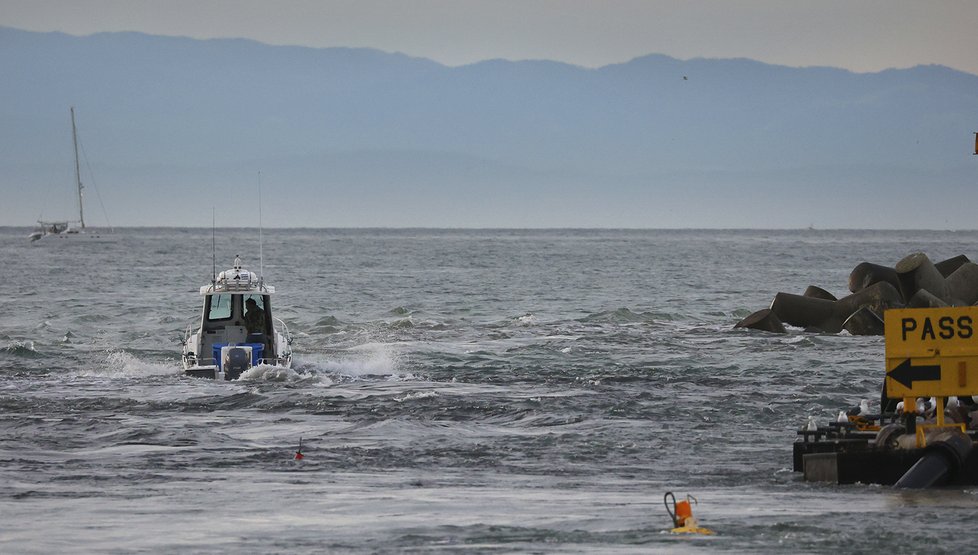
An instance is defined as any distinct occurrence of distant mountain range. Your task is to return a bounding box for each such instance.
[2,26,977,228]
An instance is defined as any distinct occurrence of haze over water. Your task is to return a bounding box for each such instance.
[3,227,977,552]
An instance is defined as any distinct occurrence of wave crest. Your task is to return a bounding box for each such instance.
[294,343,412,380]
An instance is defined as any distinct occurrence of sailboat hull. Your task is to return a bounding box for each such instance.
[30,231,117,243]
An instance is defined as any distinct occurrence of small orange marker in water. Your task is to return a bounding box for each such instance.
[664,492,715,535]
[294,437,304,460]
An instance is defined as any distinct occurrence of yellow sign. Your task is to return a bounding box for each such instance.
[884,307,978,397]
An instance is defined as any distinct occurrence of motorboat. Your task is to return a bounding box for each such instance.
[29,107,114,243]
[182,256,293,379]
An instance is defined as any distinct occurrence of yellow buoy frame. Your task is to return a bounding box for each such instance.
[664,492,716,535]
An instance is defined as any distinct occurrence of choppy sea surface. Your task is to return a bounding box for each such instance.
[3,227,978,553]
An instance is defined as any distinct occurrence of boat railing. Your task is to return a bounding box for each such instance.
[274,317,293,344]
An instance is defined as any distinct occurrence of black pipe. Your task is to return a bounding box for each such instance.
[893,430,973,489]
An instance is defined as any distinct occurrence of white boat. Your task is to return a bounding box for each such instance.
[182,256,293,379]
[29,107,114,243]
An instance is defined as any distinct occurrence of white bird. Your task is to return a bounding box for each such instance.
[859,399,870,415]
[837,411,848,423]
[805,416,818,431]
[896,401,905,413]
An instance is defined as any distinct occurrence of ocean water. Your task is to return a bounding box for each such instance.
[2,227,978,553]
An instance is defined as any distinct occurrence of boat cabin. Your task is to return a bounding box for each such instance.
[183,256,292,379]
[201,292,275,363]
[195,262,279,368]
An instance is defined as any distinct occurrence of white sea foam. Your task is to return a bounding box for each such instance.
[3,340,37,353]
[295,342,413,381]
[393,390,438,402]
[514,313,537,326]
[76,350,182,378]
[238,364,301,382]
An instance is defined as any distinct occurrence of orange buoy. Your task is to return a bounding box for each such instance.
[664,492,715,535]
[674,498,693,526]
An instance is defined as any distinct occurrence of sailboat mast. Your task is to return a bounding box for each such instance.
[70,106,85,229]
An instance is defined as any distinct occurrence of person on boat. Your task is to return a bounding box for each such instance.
[244,298,266,334]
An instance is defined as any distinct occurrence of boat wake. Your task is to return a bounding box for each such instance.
[85,350,182,378]
[292,342,411,381]
[238,364,301,382]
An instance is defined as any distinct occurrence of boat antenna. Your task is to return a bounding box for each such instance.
[258,170,264,288]
[211,207,217,286]
[70,106,85,229]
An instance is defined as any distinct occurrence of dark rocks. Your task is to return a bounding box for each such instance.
[733,308,786,334]
[848,262,900,294]
[770,292,840,332]
[735,253,975,335]
[804,286,837,301]
[842,307,885,336]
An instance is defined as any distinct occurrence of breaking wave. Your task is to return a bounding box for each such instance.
[74,350,182,378]
[294,342,412,381]
[1,340,42,357]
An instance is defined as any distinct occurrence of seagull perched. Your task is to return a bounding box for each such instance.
[846,399,871,416]
[837,411,848,423]
[805,416,818,431]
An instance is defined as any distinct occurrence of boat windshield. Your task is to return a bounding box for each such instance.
[208,294,232,320]
[244,294,265,311]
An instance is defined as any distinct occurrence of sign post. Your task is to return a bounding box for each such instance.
[884,307,978,445]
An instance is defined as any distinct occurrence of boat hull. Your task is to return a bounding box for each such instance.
[184,361,291,380]
[185,366,222,379]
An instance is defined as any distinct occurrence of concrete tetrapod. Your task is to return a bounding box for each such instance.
[834,281,903,319]
[733,308,787,333]
[848,262,901,295]
[895,252,948,304]
[907,289,950,309]
[737,253,976,334]
[945,262,978,305]
[935,254,972,278]
[803,285,837,301]
[769,281,901,334]
[842,306,885,336]
[769,292,840,332]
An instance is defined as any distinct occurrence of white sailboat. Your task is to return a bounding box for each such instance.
[29,107,114,243]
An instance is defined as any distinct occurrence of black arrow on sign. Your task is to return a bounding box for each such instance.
[887,359,942,389]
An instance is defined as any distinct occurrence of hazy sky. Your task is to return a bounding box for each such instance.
[3,0,978,74]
